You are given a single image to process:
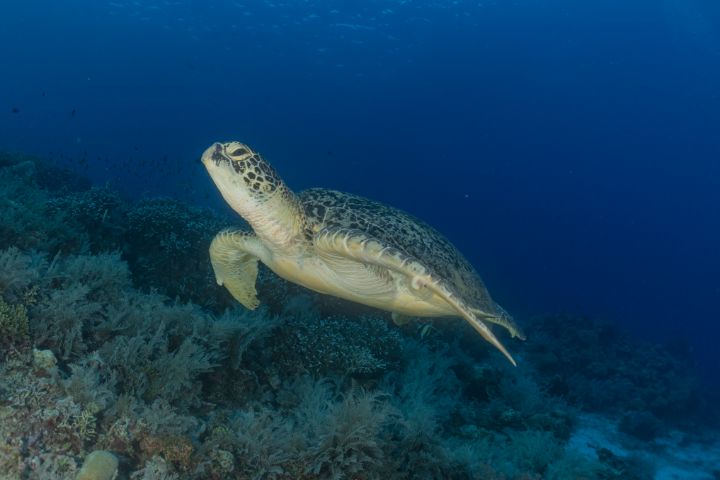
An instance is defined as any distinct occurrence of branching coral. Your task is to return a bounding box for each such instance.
[0,247,46,300]
[303,387,394,479]
[0,294,30,353]
[0,357,95,478]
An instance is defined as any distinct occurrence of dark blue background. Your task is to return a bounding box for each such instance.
[2,1,719,380]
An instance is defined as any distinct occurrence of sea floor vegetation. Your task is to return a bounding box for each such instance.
[1,151,718,479]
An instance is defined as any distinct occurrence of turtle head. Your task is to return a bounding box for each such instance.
[202,141,283,201]
[202,141,304,248]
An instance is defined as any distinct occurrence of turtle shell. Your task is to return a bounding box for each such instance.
[298,188,499,317]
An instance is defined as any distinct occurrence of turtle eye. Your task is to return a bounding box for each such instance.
[231,147,248,156]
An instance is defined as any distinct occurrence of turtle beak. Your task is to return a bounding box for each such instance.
[201,142,226,167]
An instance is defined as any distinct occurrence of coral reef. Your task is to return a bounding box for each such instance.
[0,152,717,479]
[524,314,705,440]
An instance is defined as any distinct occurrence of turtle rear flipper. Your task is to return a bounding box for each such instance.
[314,227,517,366]
[470,304,526,341]
[209,229,265,310]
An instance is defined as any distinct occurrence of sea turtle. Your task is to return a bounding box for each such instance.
[201,141,525,365]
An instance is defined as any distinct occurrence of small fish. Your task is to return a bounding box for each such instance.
[419,323,436,338]
[10,106,19,114]
[71,108,76,117]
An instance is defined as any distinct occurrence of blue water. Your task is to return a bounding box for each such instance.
[1,0,719,382]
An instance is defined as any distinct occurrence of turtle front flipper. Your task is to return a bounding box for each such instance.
[209,229,266,310]
[314,227,517,366]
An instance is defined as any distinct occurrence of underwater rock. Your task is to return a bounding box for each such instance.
[76,450,119,480]
[619,410,664,441]
[32,348,57,370]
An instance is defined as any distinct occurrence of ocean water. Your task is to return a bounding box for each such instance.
[3,0,718,377]
[1,0,720,478]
